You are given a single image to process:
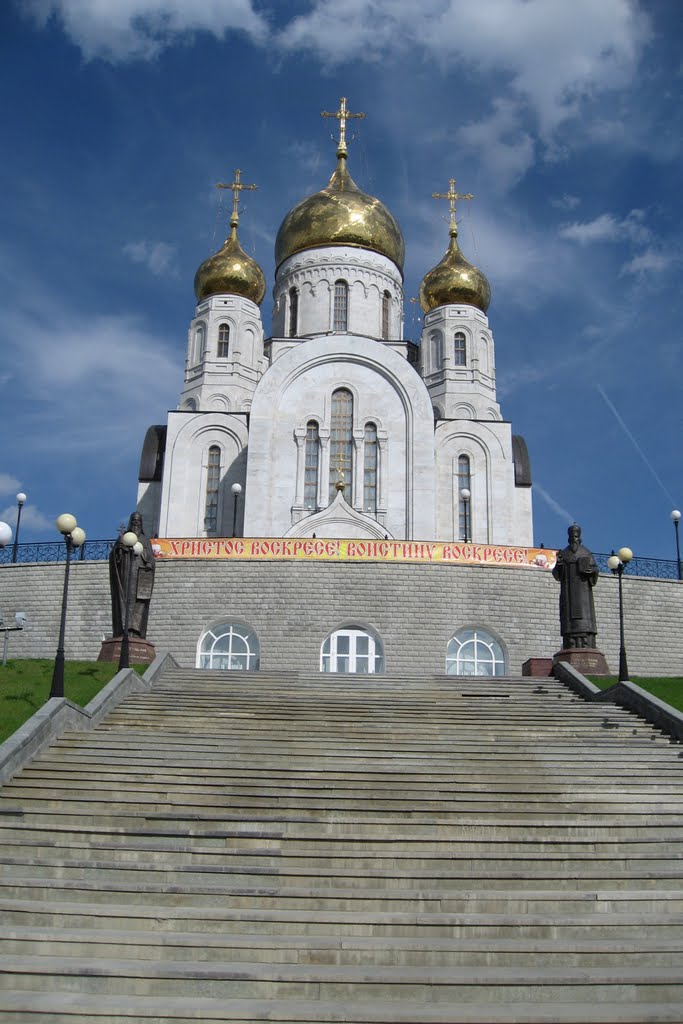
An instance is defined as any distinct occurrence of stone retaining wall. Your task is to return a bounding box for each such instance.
[1,558,681,676]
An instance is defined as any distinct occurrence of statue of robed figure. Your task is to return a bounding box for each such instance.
[552,524,599,649]
[109,512,156,639]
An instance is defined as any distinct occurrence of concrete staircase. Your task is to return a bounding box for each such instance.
[1,668,683,1022]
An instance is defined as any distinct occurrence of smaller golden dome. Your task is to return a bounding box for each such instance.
[194,224,266,305]
[419,225,491,314]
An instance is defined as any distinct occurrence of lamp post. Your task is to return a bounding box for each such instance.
[671,510,682,580]
[118,532,143,671]
[11,493,26,564]
[50,514,86,699]
[231,482,242,538]
[460,488,471,544]
[607,546,633,684]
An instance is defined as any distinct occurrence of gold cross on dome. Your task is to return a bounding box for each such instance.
[432,178,474,230]
[321,97,365,154]
[216,169,258,227]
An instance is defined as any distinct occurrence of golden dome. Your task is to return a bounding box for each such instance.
[275,153,405,274]
[194,224,266,305]
[419,225,491,313]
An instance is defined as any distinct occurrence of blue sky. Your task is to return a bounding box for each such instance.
[0,0,681,559]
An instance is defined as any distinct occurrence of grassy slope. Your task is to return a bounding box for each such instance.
[589,676,683,713]
[0,659,145,744]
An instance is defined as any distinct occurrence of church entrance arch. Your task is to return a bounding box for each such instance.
[321,627,384,674]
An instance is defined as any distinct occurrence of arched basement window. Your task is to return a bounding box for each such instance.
[289,288,298,337]
[217,323,230,358]
[304,420,320,509]
[333,280,349,331]
[446,628,506,676]
[329,388,353,503]
[457,454,471,541]
[381,291,390,339]
[204,445,221,536]
[454,331,467,366]
[321,627,384,674]
[199,622,260,671]
[363,422,378,514]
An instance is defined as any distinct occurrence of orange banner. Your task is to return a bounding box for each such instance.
[151,537,557,570]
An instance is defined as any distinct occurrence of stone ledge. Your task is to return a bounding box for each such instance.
[0,650,178,786]
[553,661,683,743]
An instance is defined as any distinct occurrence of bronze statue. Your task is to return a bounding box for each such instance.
[109,512,156,639]
[552,524,599,649]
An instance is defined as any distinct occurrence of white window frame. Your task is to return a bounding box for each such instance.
[321,627,384,674]
[446,629,505,676]
[198,622,260,671]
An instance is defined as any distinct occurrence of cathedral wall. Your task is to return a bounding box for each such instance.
[2,559,682,679]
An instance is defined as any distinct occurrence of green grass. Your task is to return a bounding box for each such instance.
[588,675,683,713]
[0,659,146,745]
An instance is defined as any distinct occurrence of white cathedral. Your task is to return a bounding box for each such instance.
[136,101,533,546]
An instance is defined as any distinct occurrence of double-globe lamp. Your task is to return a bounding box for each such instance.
[607,546,633,685]
[50,514,86,698]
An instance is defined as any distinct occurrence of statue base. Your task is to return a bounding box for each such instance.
[522,658,554,677]
[97,636,156,666]
[553,648,610,676]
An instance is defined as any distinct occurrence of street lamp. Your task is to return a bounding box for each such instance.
[607,546,633,684]
[118,532,143,671]
[231,482,242,538]
[0,522,12,551]
[12,493,27,564]
[50,514,86,699]
[671,510,682,581]
[460,488,471,543]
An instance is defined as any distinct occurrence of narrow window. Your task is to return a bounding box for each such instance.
[289,288,298,337]
[430,330,443,371]
[304,420,320,509]
[193,324,205,365]
[329,388,353,502]
[333,280,348,331]
[204,445,221,536]
[457,454,471,541]
[381,291,390,340]
[217,323,230,358]
[454,331,467,366]
[363,422,378,514]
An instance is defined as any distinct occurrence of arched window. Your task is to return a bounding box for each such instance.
[454,331,467,366]
[329,388,353,502]
[457,454,471,541]
[321,627,384,674]
[446,628,506,676]
[193,324,206,365]
[199,622,260,671]
[217,323,230,358]
[204,445,221,536]
[381,291,390,340]
[363,422,378,514]
[333,280,349,331]
[289,288,298,337]
[304,420,320,509]
[430,330,443,372]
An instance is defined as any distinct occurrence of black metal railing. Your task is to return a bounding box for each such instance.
[0,541,680,580]
[0,539,115,564]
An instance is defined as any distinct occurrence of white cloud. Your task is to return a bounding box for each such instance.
[457,98,535,191]
[559,209,651,246]
[620,247,674,277]
[0,473,21,497]
[533,483,576,528]
[0,503,52,534]
[123,240,178,276]
[24,0,268,61]
[551,194,581,211]
[278,0,647,140]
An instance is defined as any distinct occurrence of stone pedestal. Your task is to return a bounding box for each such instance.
[522,657,554,678]
[97,636,156,665]
[553,648,610,676]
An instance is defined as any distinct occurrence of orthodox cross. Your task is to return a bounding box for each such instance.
[321,97,365,154]
[432,178,474,231]
[216,169,258,228]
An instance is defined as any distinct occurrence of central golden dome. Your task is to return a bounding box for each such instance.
[275,153,405,274]
[419,225,491,314]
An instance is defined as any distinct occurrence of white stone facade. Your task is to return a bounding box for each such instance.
[138,192,533,545]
